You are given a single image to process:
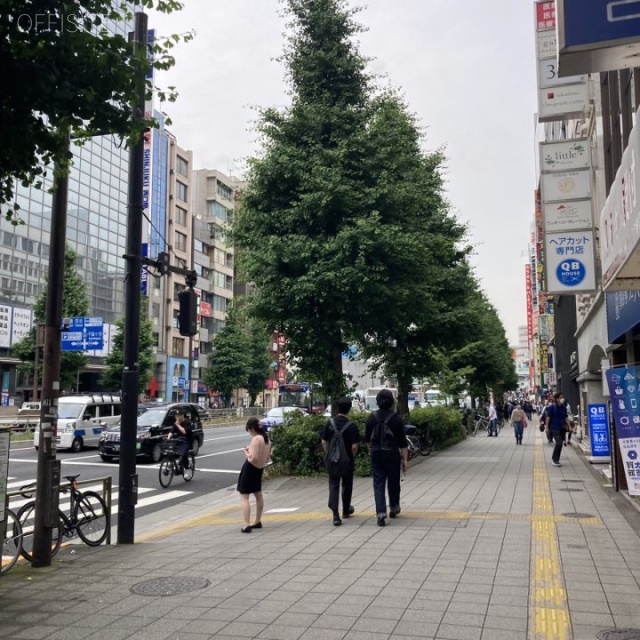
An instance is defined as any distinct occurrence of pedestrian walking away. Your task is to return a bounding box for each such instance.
[321,396,361,526]
[545,392,571,467]
[487,401,498,436]
[237,417,271,532]
[510,402,527,445]
[365,389,408,527]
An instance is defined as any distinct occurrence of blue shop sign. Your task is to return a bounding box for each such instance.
[587,403,611,457]
[606,291,640,344]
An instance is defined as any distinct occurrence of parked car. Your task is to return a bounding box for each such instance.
[14,401,41,432]
[261,406,306,432]
[98,403,204,463]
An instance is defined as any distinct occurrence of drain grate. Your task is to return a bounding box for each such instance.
[562,512,596,519]
[559,487,584,492]
[130,576,210,596]
[597,630,640,640]
[562,479,584,483]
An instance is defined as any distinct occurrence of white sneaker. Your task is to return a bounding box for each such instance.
[552,461,562,467]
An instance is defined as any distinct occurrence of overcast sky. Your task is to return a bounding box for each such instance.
[149,0,538,345]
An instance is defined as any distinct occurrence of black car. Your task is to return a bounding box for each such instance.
[98,403,204,463]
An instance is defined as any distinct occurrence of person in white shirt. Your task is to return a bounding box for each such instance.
[487,402,498,437]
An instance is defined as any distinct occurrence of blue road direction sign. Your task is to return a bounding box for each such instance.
[61,317,104,352]
[587,403,611,458]
[558,0,640,75]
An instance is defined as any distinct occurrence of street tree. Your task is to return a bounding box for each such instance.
[245,322,272,407]
[0,0,191,220]
[101,305,155,394]
[236,0,452,404]
[203,308,251,407]
[12,245,88,392]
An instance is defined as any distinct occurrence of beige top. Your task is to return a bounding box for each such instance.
[246,434,271,469]
[511,408,526,423]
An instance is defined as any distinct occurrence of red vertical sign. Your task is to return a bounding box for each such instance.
[535,1,555,31]
[526,264,533,343]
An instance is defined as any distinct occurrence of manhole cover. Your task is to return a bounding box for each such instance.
[597,630,640,640]
[562,479,584,483]
[130,576,210,596]
[559,488,584,492]
[562,512,596,519]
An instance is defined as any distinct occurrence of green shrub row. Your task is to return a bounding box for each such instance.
[267,406,465,478]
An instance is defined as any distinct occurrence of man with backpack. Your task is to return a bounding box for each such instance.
[365,389,408,527]
[321,397,361,526]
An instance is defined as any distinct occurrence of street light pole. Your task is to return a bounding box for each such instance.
[118,11,147,544]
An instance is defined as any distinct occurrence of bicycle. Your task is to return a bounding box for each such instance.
[473,417,488,437]
[158,440,196,488]
[1,508,23,575]
[405,425,433,456]
[17,474,109,562]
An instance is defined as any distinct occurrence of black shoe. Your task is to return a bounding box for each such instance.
[241,526,252,533]
[377,516,386,527]
[333,516,342,526]
[251,522,262,529]
[389,508,401,518]
[342,506,355,518]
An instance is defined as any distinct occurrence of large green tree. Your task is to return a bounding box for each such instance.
[203,308,251,407]
[12,244,88,392]
[100,304,155,394]
[245,322,272,407]
[0,0,190,220]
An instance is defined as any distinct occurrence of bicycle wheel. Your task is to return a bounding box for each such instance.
[419,437,433,456]
[473,419,480,436]
[183,454,196,482]
[406,435,420,459]
[159,458,174,488]
[1,509,22,575]
[74,491,109,546]
[17,502,63,562]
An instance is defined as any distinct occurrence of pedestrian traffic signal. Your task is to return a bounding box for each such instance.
[178,288,198,337]
[157,251,170,276]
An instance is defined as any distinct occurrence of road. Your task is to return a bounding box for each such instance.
[5,424,249,521]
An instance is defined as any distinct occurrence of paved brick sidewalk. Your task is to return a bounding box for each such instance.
[1,421,640,640]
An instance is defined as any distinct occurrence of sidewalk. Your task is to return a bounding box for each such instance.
[2,421,640,640]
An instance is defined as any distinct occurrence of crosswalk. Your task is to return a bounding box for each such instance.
[5,477,193,514]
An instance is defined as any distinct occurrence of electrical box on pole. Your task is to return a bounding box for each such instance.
[178,288,198,337]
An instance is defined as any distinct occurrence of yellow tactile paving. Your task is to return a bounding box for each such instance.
[529,432,572,640]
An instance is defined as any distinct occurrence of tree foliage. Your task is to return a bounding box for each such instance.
[0,0,191,220]
[12,244,88,392]
[203,307,252,406]
[101,304,155,394]
[245,321,272,406]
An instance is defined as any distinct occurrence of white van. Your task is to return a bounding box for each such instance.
[33,393,121,452]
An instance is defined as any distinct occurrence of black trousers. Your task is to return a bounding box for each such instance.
[328,467,354,516]
[551,429,565,463]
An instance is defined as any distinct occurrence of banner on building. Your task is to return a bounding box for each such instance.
[605,366,640,495]
[587,403,611,459]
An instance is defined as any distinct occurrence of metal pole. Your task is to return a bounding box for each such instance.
[118,11,147,544]
[31,137,68,567]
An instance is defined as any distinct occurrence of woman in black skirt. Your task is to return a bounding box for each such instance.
[237,417,271,533]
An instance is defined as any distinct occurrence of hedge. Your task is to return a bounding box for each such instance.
[267,406,465,478]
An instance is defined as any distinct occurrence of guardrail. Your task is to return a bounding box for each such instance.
[5,475,113,546]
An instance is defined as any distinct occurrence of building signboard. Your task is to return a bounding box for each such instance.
[538,82,590,122]
[588,403,612,458]
[545,230,597,293]
[537,28,557,59]
[526,264,534,343]
[10,307,32,346]
[0,305,10,349]
[540,139,591,172]
[557,0,640,75]
[544,200,593,232]
[536,0,556,30]
[601,106,640,289]
[542,169,591,202]
[605,366,640,495]
[606,290,640,343]
[538,58,585,89]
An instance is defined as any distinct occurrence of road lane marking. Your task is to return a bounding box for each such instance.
[529,431,571,640]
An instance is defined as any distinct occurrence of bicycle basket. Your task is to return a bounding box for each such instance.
[159,440,179,453]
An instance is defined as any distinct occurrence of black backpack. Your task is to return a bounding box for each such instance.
[370,411,396,452]
[325,419,353,477]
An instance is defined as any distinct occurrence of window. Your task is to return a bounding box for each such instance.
[209,223,229,246]
[176,156,189,178]
[173,282,185,302]
[213,270,230,289]
[216,181,234,201]
[213,294,227,312]
[175,206,187,227]
[175,231,187,252]
[213,248,226,266]
[172,337,185,357]
[176,181,188,202]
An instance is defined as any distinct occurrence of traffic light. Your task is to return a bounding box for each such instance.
[178,288,198,336]
[157,251,170,276]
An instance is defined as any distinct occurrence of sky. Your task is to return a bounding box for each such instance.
[149,0,538,345]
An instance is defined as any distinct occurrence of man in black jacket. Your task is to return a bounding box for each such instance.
[168,409,194,471]
[365,389,408,527]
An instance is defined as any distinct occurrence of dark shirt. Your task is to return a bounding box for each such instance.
[171,418,194,444]
[546,403,568,431]
[364,409,407,450]
[321,415,361,461]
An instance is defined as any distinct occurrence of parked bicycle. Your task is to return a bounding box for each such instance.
[1,508,23,575]
[158,440,196,488]
[17,475,109,562]
[473,417,489,437]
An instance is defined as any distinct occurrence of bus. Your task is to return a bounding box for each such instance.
[278,383,310,410]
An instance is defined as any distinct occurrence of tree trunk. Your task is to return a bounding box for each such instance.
[397,373,411,419]
[328,335,345,416]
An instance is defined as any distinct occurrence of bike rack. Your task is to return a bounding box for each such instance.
[5,475,113,546]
